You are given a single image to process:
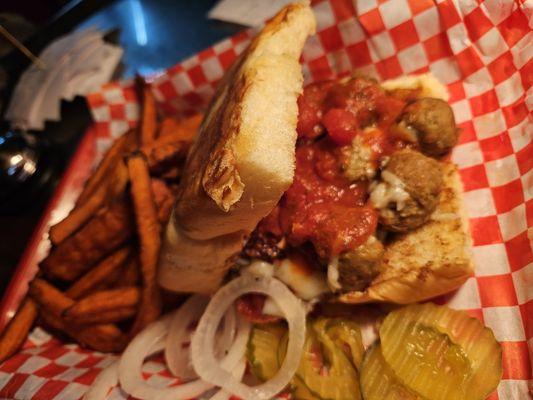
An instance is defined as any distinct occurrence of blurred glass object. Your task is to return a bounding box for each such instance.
[77,0,241,77]
[130,0,147,46]
[0,129,59,214]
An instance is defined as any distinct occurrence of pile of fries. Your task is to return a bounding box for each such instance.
[0,78,202,362]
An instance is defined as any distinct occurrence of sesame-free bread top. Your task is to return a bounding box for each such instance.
[174,2,316,240]
[338,162,474,304]
[158,2,315,293]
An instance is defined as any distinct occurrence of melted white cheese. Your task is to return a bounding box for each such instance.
[327,257,342,292]
[262,298,284,317]
[274,259,329,300]
[242,259,275,277]
[370,170,410,211]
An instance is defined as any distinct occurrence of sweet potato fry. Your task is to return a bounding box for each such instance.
[30,280,127,352]
[141,132,191,158]
[76,131,135,206]
[49,159,129,245]
[0,298,38,363]
[127,153,162,334]
[158,117,180,137]
[40,198,134,281]
[137,77,158,146]
[160,167,182,181]
[158,114,202,142]
[146,142,188,175]
[181,113,203,134]
[29,279,73,316]
[40,311,126,353]
[140,113,201,157]
[151,178,176,223]
[50,190,105,245]
[64,287,140,320]
[64,307,137,325]
[121,257,140,286]
[66,247,131,299]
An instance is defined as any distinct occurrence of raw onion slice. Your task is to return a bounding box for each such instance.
[218,313,251,371]
[216,305,236,359]
[210,358,247,400]
[165,295,209,379]
[191,275,306,400]
[119,314,213,400]
[166,296,237,380]
[83,360,118,400]
[119,310,249,400]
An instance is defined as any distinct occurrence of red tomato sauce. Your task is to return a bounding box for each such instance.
[236,294,280,323]
[278,139,377,258]
[260,77,412,259]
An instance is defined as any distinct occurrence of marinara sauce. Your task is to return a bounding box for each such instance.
[260,77,412,259]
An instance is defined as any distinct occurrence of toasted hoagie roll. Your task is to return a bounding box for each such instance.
[338,162,474,304]
[158,2,316,293]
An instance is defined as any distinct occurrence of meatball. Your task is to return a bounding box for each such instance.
[340,135,376,181]
[371,149,443,232]
[242,231,285,262]
[393,98,458,156]
[328,236,384,292]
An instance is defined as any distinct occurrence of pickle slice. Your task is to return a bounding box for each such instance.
[291,375,321,400]
[380,303,502,400]
[361,344,423,400]
[279,323,362,400]
[247,322,287,381]
[314,318,365,370]
[277,331,320,400]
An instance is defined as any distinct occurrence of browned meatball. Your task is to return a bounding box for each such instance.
[371,149,443,232]
[393,98,458,156]
[334,236,384,292]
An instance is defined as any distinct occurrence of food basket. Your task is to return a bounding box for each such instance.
[0,0,530,398]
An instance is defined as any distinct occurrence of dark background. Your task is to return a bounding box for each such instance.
[0,0,242,294]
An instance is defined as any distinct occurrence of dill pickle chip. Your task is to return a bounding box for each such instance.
[298,329,361,400]
[380,303,502,400]
[247,322,287,381]
[278,323,361,400]
[291,375,321,400]
[313,318,365,370]
[361,344,424,400]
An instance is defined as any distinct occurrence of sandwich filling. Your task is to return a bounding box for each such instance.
[242,75,458,298]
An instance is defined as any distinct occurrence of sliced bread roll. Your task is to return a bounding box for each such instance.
[158,2,316,293]
[338,162,474,304]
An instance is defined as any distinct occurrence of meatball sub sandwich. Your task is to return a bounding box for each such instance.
[158,2,473,306]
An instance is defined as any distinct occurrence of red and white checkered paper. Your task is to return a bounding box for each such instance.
[0,0,531,399]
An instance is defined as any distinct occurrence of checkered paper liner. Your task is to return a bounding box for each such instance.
[0,0,531,399]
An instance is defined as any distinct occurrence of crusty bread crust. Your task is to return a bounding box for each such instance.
[158,214,245,293]
[338,162,474,304]
[158,2,316,293]
[174,2,315,240]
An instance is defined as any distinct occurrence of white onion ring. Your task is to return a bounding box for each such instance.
[210,358,247,400]
[120,310,249,400]
[191,276,306,400]
[87,332,167,400]
[83,360,118,400]
[215,305,236,359]
[217,314,251,371]
[166,296,237,380]
[165,295,209,379]
[119,314,213,400]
